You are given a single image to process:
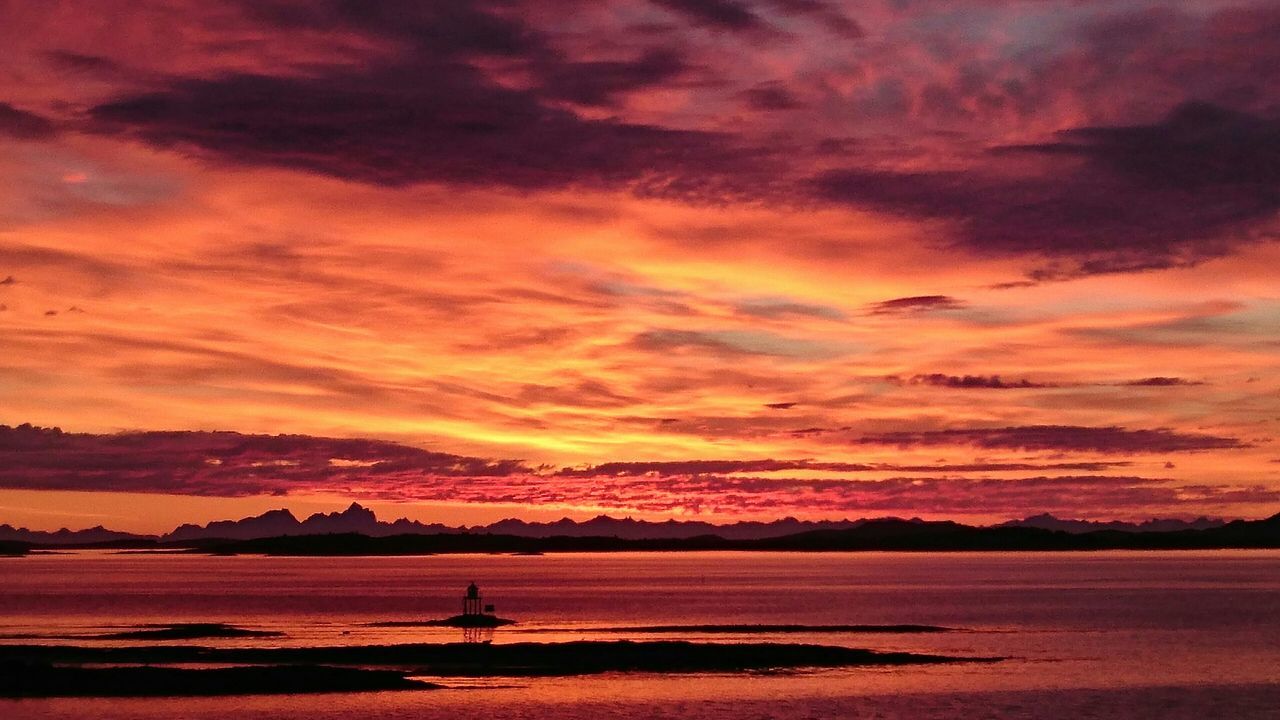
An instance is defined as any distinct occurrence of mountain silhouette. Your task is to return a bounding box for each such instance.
[999,513,1225,534]
[164,503,455,542]
[196,512,1280,555]
[166,508,302,542]
[480,515,867,540]
[0,504,1267,546]
[0,524,147,545]
[159,506,868,542]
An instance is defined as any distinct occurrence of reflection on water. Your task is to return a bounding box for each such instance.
[2,550,1278,719]
[460,626,495,644]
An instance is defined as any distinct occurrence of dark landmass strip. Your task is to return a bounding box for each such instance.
[1,501,1244,546]
[181,512,1280,555]
[0,623,281,642]
[0,540,27,557]
[525,624,953,634]
[1000,512,1226,534]
[0,640,991,678]
[384,615,517,628]
[101,623,285,640]
[0,661,434,698]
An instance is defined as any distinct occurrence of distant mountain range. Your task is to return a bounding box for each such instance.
[165,504,453,542]
[477,514,870,541]
[999,513,1225,534]
[165,505,874,542]
[192,512,1280,556]
[0,503,1240,546]
[0,524,151,545]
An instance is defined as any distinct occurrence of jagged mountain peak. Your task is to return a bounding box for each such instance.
[2,504,1261,545]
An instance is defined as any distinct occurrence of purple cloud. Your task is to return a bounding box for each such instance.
[1121,377,1204,387]
[856,425,1247,454]
[4,425,1267,518]
[0,424,532,497]
[819,103,1280,278]
[0,103,55,140]
[891,374,1055,390]
[651,0,762,31]
[86,1,768,198]
[867,295,966,314]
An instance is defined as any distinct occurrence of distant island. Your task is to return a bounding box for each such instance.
[0,501,1250,548]
[0,640,989,698]
[421,614,516,628]
[0,540,27,557]
[2,504,1275,555]
[0,662,434,698]
[186,513,1280,555]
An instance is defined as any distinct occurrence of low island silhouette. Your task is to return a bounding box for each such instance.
[0,640,994,698]
[419,582,516,628]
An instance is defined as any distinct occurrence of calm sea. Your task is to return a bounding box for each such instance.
[2,550,1278,718]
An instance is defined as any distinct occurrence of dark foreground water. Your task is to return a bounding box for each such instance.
[2,550,1278,718]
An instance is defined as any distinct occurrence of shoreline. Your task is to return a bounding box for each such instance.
[120,515,1280,555]
[0,661,434,698]
[0,640,997,696]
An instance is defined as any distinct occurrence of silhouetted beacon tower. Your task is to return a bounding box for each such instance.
[463,581,495,617]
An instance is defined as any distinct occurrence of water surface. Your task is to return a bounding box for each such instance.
[3,550,1277,718]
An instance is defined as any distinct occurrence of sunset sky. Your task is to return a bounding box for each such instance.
[2,0,1278,533]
